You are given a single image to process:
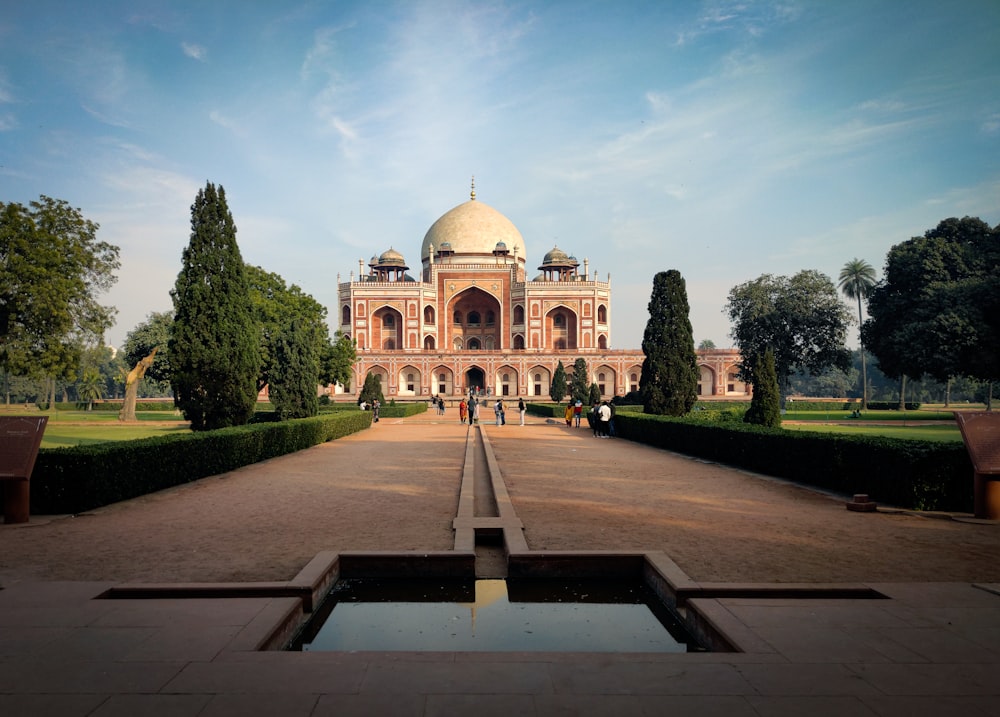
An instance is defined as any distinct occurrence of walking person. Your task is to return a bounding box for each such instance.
[518,397,526,426]
[459,398,468,424]
[564,403,574,426]
[494,399,504,426]
[597,400,611,437]
[573,400,583,428]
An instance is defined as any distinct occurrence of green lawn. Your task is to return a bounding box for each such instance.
[782,409,958,422]
[40,423,192,448]
[783,422,962,443]
[0,408,189,448]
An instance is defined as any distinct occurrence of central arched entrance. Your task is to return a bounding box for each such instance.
[466,367,485,394]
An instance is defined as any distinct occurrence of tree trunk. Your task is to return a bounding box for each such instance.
[857,296,868,411]
[945,377,951,407]
[898,375,907,410]
[119,348,158,423]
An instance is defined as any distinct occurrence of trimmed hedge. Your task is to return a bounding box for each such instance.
[614,413,972,512]
[378,402,428,418]
[28,411,373,516]
[784,400,921,411]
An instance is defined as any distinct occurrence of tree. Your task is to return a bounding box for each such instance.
[0,196,119,404]
[640,270,698,416]
[169,182,261,430]
[76,368,104,411]
[838,258,877,410]
[743,348,781,427]
[588,382,601,405]
[321,332,357,391]
[863,217,1000,392]
[569,358,590,404]
[698,339,716,350]
[550,361,567,403]
[122,311,173,394]
[269,318,320,419]
[358,372,384,406]
[725,270,851,403]
[246,265,331,395]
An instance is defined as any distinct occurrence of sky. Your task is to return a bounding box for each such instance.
[2,0,998,352]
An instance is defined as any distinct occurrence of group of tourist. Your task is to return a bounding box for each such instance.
[456,395,527,426]
[358,399,381,422]
[587,400,615,438]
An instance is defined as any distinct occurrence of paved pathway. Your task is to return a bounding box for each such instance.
[1,410,998,716]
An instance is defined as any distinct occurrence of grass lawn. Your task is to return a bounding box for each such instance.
[40,423,192,448]
[782,409,958,422]
[0,408,190,448]
[783,422,962,443]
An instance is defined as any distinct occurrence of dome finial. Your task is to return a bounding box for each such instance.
[470,175,476,201]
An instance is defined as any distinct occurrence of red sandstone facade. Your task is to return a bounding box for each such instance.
[333,187,748,400]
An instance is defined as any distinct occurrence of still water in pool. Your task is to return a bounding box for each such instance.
[294,578,701,653]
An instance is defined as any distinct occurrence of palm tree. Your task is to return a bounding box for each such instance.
[77,369,105,411]
[838,258,877,410]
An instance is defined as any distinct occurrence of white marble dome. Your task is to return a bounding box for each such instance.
[421,198,526,263]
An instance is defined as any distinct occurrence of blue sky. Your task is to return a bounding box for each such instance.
[2,0,998,351]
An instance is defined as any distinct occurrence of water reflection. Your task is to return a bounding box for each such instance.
[294,578,701,653]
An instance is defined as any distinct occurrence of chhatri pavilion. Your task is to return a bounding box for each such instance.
[332,182,746,400]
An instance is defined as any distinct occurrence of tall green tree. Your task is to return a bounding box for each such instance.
[269,318,320,419]
[0,196,119,404]
[569,357,590,404]
[358,372,384,406]
[726,270,851,403]
[550,361,567,403]
[838,258,877,410]
[246,265,331,394]
[321,332,357,391]
[863,217,1000,390]
[640,270,698,416]
[588,382,601,405]
[743,348,781,427]
[169,182,261,430]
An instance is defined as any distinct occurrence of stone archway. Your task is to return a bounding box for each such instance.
[466,367,485,394]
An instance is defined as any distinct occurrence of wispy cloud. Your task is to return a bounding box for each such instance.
[181,42,206,61]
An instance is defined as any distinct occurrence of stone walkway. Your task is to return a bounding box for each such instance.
[1,410,998,716]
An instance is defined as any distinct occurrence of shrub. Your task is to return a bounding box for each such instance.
[613,412,972,512]
[28,411,372,515]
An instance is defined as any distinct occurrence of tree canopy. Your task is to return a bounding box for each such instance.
[570,358,590,404]
[246,264,331,394]
[725,270,851,399]
[169,182,261,430]
[122,310,173,389]
[743,348,781,427]
[550,361,567,403]
[640,270,698,416]
[862,217,1000,384]
[0,196,119,393]
[269,318,320,419]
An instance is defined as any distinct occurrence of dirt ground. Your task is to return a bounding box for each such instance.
[1,411,997,586]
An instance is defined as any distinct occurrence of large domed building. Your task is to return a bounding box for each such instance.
[335,182,745,400]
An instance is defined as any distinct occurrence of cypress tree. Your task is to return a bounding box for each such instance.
[170,182,261,430]
[639,270,699,416]
[744,348,782,427]
[588,382,601,405]
[570,357,590,404]
[359,372,384,406]
[269,318,320,419]
[550,360,568,403]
